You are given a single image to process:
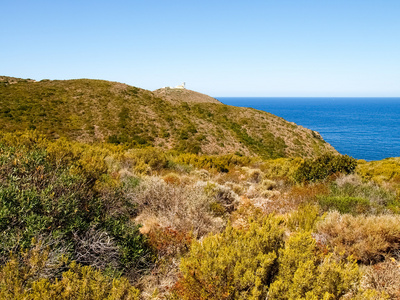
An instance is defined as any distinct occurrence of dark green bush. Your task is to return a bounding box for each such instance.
[0,143,150,274]
[293,154,357,183]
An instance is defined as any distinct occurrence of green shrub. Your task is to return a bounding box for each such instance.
[173,216,284,299]
[293,154,357,183]
[0,143,150,274]
[0,256,140,300]
[268,232,360,299]
[318,196,371,215]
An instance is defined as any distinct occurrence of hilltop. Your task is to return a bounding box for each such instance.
[153,87,222,104]
[0,76,336,158]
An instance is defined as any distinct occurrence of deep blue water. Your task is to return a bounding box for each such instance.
[216,97,400,161]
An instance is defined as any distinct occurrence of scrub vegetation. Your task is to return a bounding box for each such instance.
[0,77,335,159]
[0,77,399,299]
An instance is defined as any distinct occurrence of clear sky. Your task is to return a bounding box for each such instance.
[1,0,399,96]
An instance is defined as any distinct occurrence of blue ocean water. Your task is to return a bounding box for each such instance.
[216,97,400,161]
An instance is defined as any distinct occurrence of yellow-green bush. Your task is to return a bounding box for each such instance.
[125,148,168,172]
[261,157,303,180]
[268,232,360,299]
[357,157,400,185]
[0,130,48,149]
[172,218,363,300]
[286,203,321,232]
[173,216,284,300]
[0,260,140,300]
[0,243,140,299]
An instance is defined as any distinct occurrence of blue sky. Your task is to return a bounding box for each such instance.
[1,0,399,96]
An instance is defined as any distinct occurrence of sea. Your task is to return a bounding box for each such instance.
[216,97,400,161]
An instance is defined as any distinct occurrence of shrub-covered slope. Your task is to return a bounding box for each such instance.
[0,131,398,299]
[0,76,336,159]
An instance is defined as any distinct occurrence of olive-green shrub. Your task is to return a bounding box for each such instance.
[174,216,284,300]
[0,140,150,274]
[293,154,357,183]
[318,196,371,215]
[0,256,140,300]
[268,232,360,299]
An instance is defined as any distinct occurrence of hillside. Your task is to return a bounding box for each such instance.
[0,76,336,158]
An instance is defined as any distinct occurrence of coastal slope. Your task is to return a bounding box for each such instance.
[0,76,337,158]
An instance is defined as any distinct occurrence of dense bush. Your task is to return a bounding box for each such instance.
[293,154,357,183]
[357,157,400,186]
[173,216,284,299]
[173,217,363,300]
[0,141,150,274]
[286,203,321,232]
[124,148,168,173]
[0,248,140,299]
[261,157,303,180]
[268,232,360,299]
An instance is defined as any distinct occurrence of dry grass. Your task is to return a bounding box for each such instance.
[137,258,181,300]
[361,257,400,299]
[316,212,400,263]
[259,183,328,215]
[132,177,225,238]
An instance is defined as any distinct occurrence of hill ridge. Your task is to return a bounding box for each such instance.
[0,76,337,158]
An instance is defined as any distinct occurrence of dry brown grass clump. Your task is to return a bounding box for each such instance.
[316,212,400,263]
[258,183,328,215]
[361,257,400,299]
[132,177,225,238]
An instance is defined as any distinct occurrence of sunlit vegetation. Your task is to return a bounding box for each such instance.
[1,77,399,299]
[0,77,335,158]
[1,129,399,298]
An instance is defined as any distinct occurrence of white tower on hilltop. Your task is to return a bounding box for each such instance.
[175,82,185,89]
